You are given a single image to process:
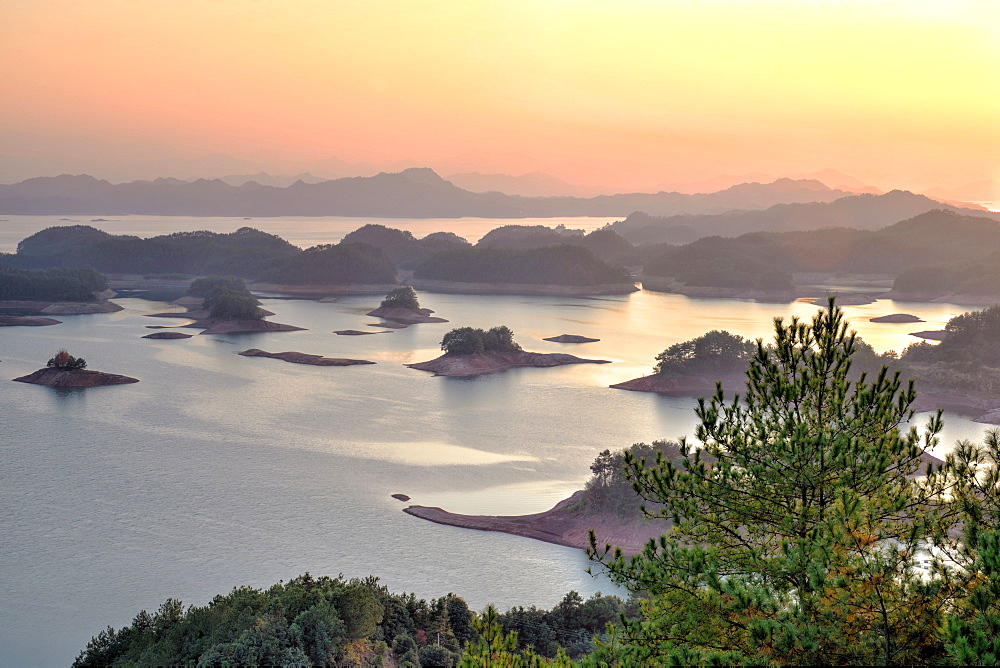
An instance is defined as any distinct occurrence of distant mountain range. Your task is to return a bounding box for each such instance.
[0,168,894,219]
[611,191,1000,245]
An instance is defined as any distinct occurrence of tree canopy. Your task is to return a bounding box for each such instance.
[589,299,982,665]
[441,326,521,355]
[381,286,420,310]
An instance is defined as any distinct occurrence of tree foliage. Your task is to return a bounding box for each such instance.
[47,349,87,370]
[381,286,421,310]
[203,287,261,321]
[653,330,756,376]
[415,245,632,286]
[441,325,521,355]
[186,275,247,297]
[0,265,106,301]
[590,299,969,665]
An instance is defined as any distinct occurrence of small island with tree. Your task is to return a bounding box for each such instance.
[365,286,447,327]
[13,349,139,387]
[146,275,304,335]
[407,325,610,377]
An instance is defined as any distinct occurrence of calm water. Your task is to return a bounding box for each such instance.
[0,245,994,666]
[0,215,614,252]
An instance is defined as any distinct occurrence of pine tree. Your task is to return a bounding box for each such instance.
[590,299,959,665]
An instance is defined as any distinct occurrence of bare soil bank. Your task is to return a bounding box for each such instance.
[365,305,448,325]
[237,349,374,366]
[0,300,122,315]
[611,372,747,394]
[404,491,667,555]
[408,278,639,296]
[13,368,139,387]
[407,350,611,377]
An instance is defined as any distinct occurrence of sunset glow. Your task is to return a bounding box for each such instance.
[2,0,998,193]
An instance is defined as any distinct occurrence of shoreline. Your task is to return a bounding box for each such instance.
[407,350,611,377]
[404,491,666,555]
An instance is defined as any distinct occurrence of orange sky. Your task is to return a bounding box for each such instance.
[1,0,998,194]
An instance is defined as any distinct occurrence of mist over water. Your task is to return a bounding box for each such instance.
[0,220,991,665]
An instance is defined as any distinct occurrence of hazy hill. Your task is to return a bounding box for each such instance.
[613,190,999,244]
[640,209,1000,291]
[0,169,863,218]
[446,171,607,197]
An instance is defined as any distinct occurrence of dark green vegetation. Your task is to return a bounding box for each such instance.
[653,330,756,376]
[0,265,107,301]
[643,235,794,290]
[475,226,637,265]
[440,325,520,355]
[186,275,247,298]
[648,328,897,381]
[641,210,1000,293]
[903,305,1000,395]
[341,224,470,267]
[380,286,421,310]
[415,245,632,286]
[894,253,1000,296]
[5,225,300,276]
[74,573,630,667]
[587,300,1000,665]
[47,350,87,370]
[187,276,262,321]
[260,243,397,285]
[578,443,678,519]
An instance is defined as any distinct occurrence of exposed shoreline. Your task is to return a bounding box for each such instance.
[408,278,639,296]
[404,491,666,555]
[407,350,611,377]
[13,367,139,387]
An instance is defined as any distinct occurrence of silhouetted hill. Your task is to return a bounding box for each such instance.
[0,170,863,218]
[640,209,1000,291]
[612,191,999,244]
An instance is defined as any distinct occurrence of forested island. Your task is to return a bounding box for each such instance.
[407,326,610,377]
[148,276,304,335]
[1,224,637,296]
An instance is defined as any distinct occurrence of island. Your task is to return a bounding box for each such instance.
[237,349,375,366]
[13,350,138,387]
[141,331,193,339]
[543,334,600,343]
[407,326,609,377]
[365,286,447,326]
[870,313,924,323]
[0,315,61,327]
[334,329,389,335]
[147,275,304,335]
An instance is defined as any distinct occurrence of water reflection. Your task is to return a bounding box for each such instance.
[1,287,995,665]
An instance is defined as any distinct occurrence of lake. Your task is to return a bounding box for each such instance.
[0,219,993,665]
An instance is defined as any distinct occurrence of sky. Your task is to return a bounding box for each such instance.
[2,0,999,195]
